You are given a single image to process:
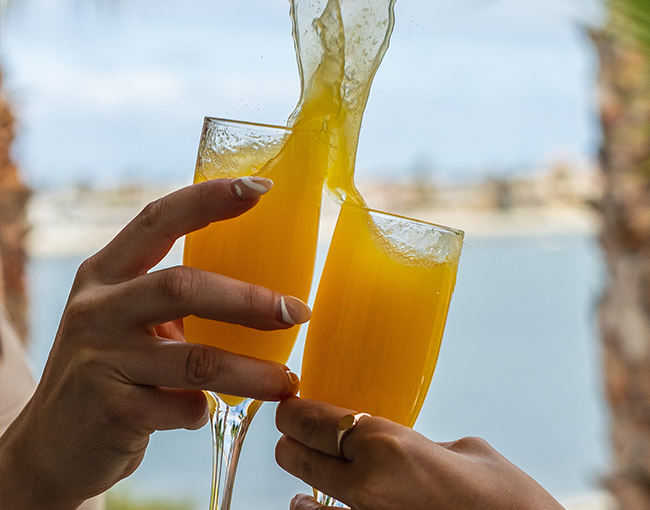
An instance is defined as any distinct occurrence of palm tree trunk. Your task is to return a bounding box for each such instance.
[0,68,30,344]
[593,29,650,509]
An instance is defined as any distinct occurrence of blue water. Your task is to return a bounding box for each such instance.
[27,232,607,509]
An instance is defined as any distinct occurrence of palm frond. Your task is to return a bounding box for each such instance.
[609,0,650,56]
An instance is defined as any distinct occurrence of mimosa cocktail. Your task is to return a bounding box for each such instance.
[301,202,463,426]
[184,119,327,365]
[183,118,328,510]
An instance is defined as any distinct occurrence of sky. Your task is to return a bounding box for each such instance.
[0,0,603,188]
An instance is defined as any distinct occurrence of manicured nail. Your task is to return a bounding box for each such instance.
[279,295,312,325]
[284,367,300,397]
[232,177,273,200]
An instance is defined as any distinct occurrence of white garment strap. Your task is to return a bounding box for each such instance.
[0,305,35,438]
[0,307,104,509]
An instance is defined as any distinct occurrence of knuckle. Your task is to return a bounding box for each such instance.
[253,360,284,399]
[76,255,99,281]
[105,386,145,431]
[448,436,492,453]
[70,347,105,376]
[137,198,165,230]
[373,431,405,456]
[135,197,178,247]
[296,406,321,446]
[188,181,209,206]
[62,293,102,333]
[158,266,197,305]
[239,284,270,314]
[184,343,223,388]
[104,391,130,425]
[357,425,408,463]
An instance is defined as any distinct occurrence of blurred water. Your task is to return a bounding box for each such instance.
[27,231,607,509]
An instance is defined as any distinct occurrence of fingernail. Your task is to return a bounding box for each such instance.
[279,295,312,325]
[232,177,273,200]
[284,367,300,397]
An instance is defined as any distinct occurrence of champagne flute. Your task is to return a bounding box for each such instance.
[300,201,464,507]
[183,117,327,510]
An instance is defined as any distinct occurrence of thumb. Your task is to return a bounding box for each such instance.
[290,494,329,510]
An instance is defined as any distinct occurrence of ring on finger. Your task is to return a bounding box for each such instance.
[336,412,371,460]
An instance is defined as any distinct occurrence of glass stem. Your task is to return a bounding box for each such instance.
[314,489,349,508]
[208,392,262,510]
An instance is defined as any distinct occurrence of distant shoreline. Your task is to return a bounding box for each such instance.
[27,183,599,258]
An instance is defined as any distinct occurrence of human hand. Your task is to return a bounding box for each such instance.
[276,398,564,510]
[0,178,307,510]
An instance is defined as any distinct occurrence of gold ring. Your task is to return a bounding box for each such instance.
[336,412,371,460]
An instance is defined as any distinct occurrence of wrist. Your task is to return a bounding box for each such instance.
[0,422,80,510]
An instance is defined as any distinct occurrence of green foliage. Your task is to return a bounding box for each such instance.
[610,0,650,56]
[105,487,196,510]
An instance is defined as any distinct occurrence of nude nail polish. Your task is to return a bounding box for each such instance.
[232,177,273,199]
[284,368,300,396]
[279,295,312,325]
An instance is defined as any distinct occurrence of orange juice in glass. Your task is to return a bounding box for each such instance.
[301,202,463,507]
[183,117,327,510]
[300,202,464,508]
[184,118,327,366]
[302,201,463,428]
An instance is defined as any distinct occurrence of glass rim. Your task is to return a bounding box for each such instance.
[203,116,318,135]
[341,200,465,238]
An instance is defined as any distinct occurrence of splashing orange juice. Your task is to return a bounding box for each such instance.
[184,0,398,368]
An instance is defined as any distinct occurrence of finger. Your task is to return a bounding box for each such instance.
[275,435,354,504]
[110,266,311,330]
[87,178,273,282]
[127,386,209,433]
[276,398,358,458]
[290,494,327,510]
[117,338,300,401]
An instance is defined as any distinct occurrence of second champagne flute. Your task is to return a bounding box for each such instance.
[300,201,464,507]
[183,117,328,510]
